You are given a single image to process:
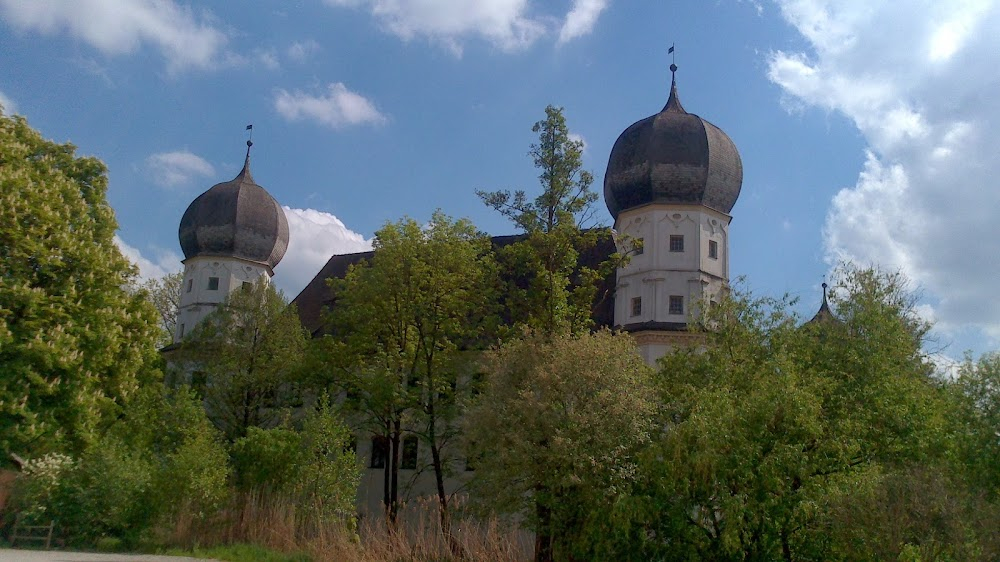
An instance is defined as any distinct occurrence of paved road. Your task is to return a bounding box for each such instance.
[0,550,217,562]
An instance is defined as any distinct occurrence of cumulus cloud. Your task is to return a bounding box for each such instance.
[274,83,387,129]
[324,0,606,54]
[558,0,608,44]
[274,207,373,296]
[146,150,215,188]
[286,39,320,62]
[0,90,15,115]
[114,235,182,281]
[0,0,229,72]
[768,0,1000,340]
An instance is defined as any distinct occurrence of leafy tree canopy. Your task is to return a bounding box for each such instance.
[478,105,613,336]
[175,278,307,441]
[0,113,161,456]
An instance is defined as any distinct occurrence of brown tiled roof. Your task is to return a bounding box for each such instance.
[291,232,618,337]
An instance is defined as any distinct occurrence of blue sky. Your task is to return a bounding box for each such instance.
[2,0,998,362]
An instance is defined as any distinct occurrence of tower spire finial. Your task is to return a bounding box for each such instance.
[245,124,254,161]
[663,44,685,113]
[237,124,254,181]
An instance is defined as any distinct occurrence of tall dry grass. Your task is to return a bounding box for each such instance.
[160,492,530,562]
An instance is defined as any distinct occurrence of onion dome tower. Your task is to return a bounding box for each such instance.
[173,139,289,343]
[605,62,743,364]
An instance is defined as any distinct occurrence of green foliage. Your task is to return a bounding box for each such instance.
[178,278,308,441]
[11,386,229,547]
[232,427,303,493]
[230,397,359,520]
[0,112,162,455]
[590,267,973,561]
[132,271,182,348]
[322,210,495,520]
[477,105,613,336]
[465,329,657,559]
[294,396,361,520]
[953,351,1000,496]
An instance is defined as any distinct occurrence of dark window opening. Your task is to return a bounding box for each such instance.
[633,237,644,255]
[401,435,418,470]
[669,235,684,252]
[669,295,684,315]
[631,297,642,317]
[190,371,207,398]
[370,436,388,469]
[207,277,220,291]
[242,281,253,291]
[186,278,193,293]
[709,240,719,259]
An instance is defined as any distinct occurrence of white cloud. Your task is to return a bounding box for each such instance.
[768,0,1000,341]
[0,90,15,115]
[568,132,587,152]
[558,0,608,44]
[275,207,373,296]
[146,150,215,188]
[0,0,229,72]
[274,83,387,129]
[286,39,320,62]
[324,0,607,54]
[114,235,182,281]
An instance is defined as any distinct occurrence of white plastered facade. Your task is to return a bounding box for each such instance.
[174,256,273,343]
[614,203,731,364]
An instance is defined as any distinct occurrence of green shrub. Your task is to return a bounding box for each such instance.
[231,427,304,493]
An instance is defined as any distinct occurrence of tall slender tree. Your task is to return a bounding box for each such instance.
[477,105,612,337]
[323,211,495,525]
[176,279,307,441]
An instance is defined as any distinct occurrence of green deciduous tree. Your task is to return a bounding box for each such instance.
[0,113,162,456]
[478,105,613,336]
[11,385,229,547]
[133,271,182,348]
[176,279,307,441]
[231,396,360,521]
[598,267,965,561]
[465,329,657,561]
[322,211,496,526]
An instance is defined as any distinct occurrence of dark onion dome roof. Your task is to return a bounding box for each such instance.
[178,148,289,270]
[604,65,743,221]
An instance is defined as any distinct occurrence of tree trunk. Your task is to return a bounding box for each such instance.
[389,418,401,523]
[535,497,553,562]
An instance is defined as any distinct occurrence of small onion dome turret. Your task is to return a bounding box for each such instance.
[178,145,289,270]
[604,64,743,221]
[805,282,842,326]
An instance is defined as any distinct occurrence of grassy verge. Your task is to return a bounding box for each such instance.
[164,543,311,562]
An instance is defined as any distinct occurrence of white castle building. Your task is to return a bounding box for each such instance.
[170,66,746,513]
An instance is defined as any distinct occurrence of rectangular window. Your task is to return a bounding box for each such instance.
[669,235,684,252]
[242,281,253,292]
[401,435,418,470]
[633,237,644,255]
[179,324,185,338]
[709,240,719,259]
[669,295,684,315]
[207,277,220,291]
[186,278,193,293]
[370,436,388,469]
[631,297,642,317]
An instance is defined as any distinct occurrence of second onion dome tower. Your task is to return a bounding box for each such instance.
[604,63,743,363]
